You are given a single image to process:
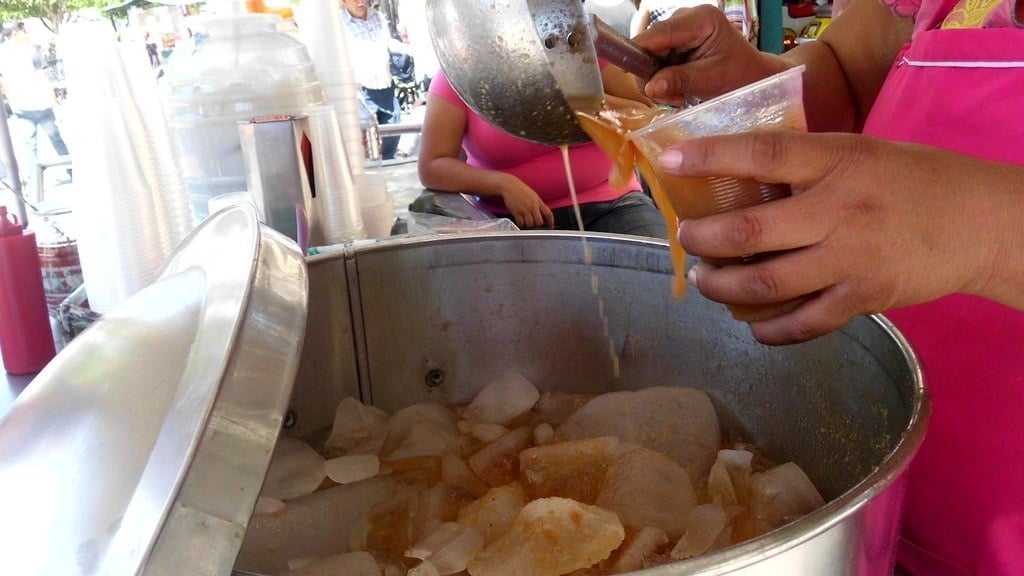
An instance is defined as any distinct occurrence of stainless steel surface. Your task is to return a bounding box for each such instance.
[239,117,312,249]
[377,121,425,137]
[427,0,604,145]
[0,204,309,576]
[272,232,929,575]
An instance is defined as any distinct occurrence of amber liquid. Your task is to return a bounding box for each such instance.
[559,145,621,379]
[575,106,690,299]
[576,105,801,320]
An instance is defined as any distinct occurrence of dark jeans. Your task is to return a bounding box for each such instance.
[362,86,401,160]
[550,191,668,239]
[9,107,70,185]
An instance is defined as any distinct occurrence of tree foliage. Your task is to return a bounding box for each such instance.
[1,0,111,34]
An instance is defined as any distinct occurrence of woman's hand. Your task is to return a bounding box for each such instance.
[660,130,1024,344]
[497,175,555,229]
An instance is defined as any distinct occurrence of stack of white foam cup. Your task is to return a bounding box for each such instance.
[62,22,193,313]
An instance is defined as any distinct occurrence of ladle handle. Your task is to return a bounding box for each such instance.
[591,16,666,81]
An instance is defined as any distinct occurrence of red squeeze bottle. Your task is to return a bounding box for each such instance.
[0,206,57,374]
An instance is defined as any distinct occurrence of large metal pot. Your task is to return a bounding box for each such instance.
[0,212,928,575]
[247,231,929,575]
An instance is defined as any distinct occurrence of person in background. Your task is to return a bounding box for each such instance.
[396,0,439,95]
[584,0,639,37]
[340,0,410,160]
[630,0,719,36]
[144,32,160,69]
[0,22,70,191]
[632,2,1024,574]
[418,63,666,238]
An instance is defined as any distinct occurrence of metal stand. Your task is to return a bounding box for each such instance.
[35,154,72,203]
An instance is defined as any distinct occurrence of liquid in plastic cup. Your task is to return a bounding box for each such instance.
[628,66,807,239]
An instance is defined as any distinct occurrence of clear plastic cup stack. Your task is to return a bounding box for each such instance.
[61,23,194,313]
[304,106,366,245]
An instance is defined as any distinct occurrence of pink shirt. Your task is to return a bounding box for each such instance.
[428,70,639,214]
[863,0,1024,573]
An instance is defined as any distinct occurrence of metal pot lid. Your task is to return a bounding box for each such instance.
[0,204,309,576]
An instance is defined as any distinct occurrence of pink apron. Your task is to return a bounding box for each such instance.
[862,4,1024,574]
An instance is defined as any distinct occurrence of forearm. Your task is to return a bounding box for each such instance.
[780,0,912,132]
[418,156,512,201]
[960,162,1024,309]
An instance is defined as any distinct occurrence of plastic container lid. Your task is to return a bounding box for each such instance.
[0,204,309,575]
[167,12,323,118]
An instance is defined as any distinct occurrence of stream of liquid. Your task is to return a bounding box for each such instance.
[559,145,620,379]
[575,105,689,299]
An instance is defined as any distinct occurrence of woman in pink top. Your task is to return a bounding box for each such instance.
[418,66,666,238]
[633,1,1024,574]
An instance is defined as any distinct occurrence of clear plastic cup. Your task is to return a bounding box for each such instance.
[628,66,807,225]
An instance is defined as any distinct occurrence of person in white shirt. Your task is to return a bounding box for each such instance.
[340,0,410,160]
[0,23,70,188]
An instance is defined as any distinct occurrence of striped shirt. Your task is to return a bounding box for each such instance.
[340,7,394,89]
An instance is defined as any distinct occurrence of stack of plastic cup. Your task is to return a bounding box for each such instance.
[297,0,368,176]
[354,173,394,238]
[62,22,194,313]
[166,2,326,223]
[304,106,366,245]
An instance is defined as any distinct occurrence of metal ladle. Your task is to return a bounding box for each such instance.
[426,0,668,145]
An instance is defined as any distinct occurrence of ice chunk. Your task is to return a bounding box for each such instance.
[532,391,594,426]
[407,522,485,575]
[463,370,541,425]
[287,557,316,571]
[604,526,669,574]
[532,422,555,446]
[594,446,696,538]
[750,462,825,535]
[707,449,754,508]
[441,452,491,498]
[456,482,529,544]
[467,497,625,576]
[324,397,390,457]
[519,436,621,503]
[281,551,381,575]
[326,454,381,485]
[460,419,510,443]
[261,436,327,501]
[378,456,442,486]
[408,560,441,576]
[381,403,462,461]
[670,502,732,560]
[556,387,721,488]
[466,426,533,487]
[411,484,454,544]
[360,482,423,565]
[253,496,287,516]
[236,476,398,575]
[456,483,529,544]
